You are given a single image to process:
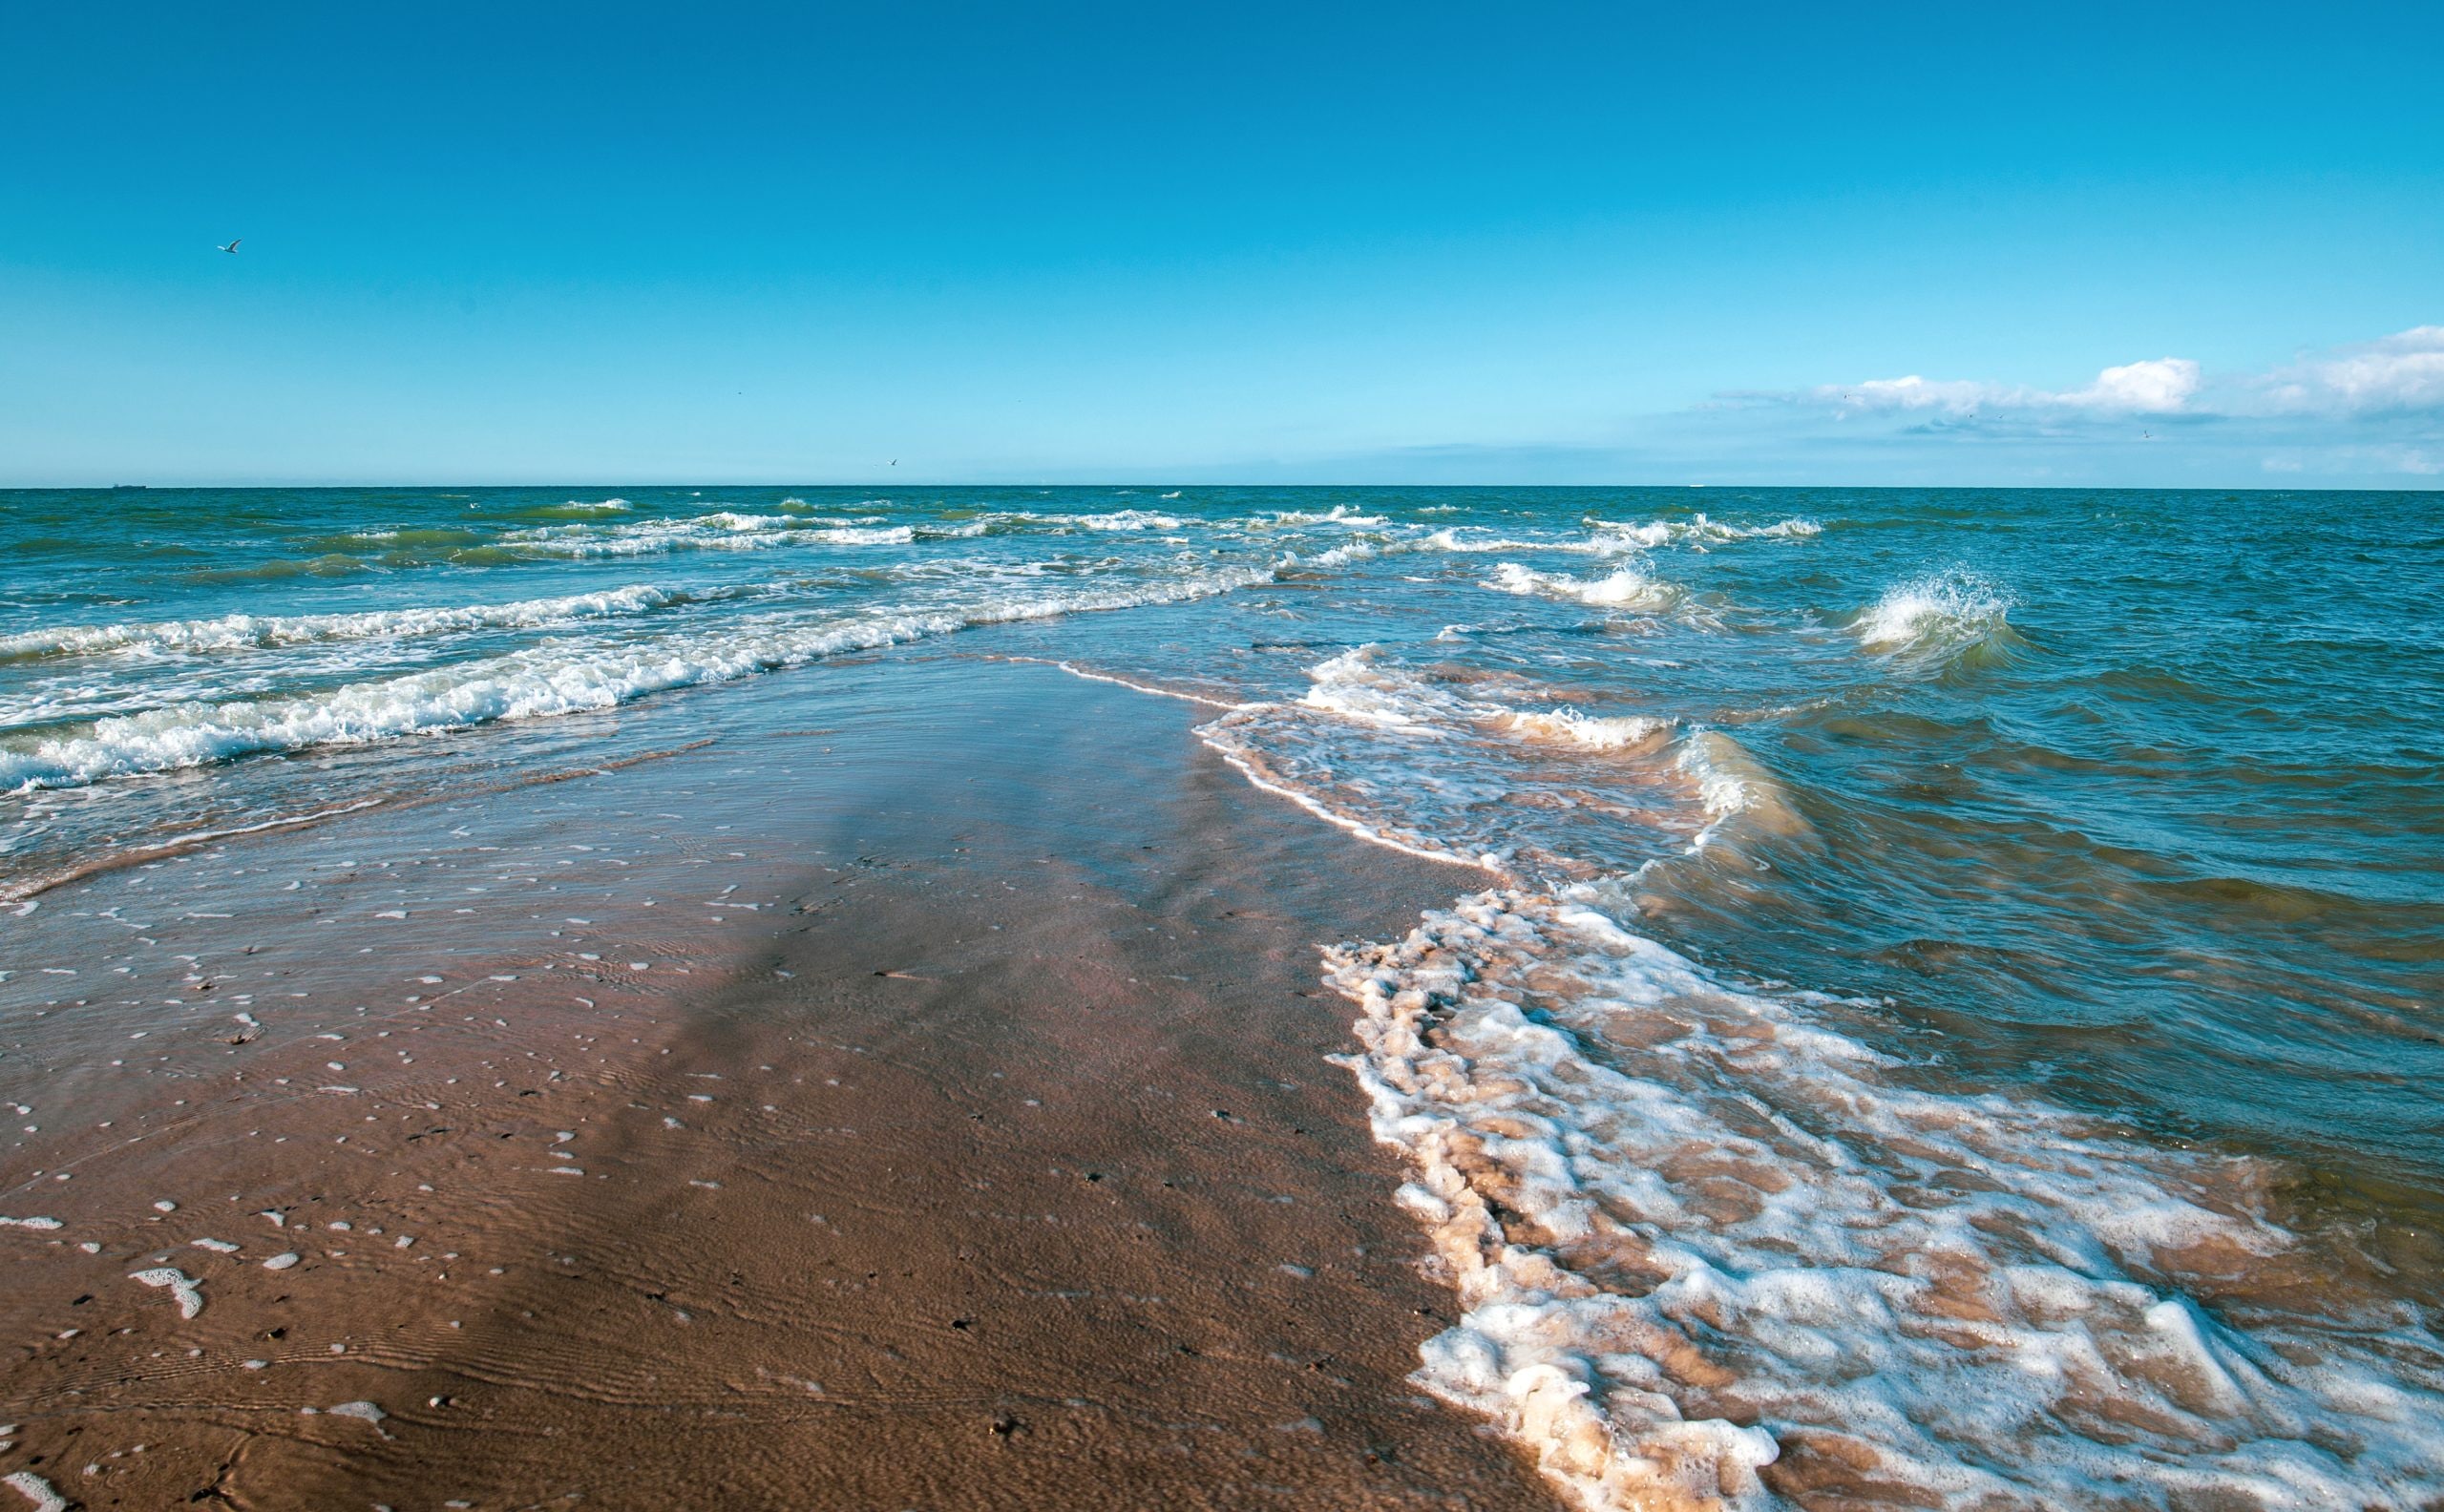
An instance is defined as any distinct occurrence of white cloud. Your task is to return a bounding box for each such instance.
[1791,327,2444,424]
[2069,357,2202,412]
[1804,356,2200,417]
[2259,326,2444,414]
[1701,324,2443,481]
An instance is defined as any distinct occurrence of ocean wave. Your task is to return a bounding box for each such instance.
[1298,646,1696,768]
[0,569,1270,793]
[1195,648,1735,879]
[1254,505,1389,527]
[1675,728,1810,840]
[1275,541,1382,571]
[501,515,915,557]
[1326,890,2444,1511]
[1853,571,2020,665]
[495,497,632,520]
[1485,561,1685,612]
[1473,705,1663,754]
[1590,514,1823,549]
[1422,526,1653,558]
[190,554,373,583]
[1058,509,1185,531]
[0,584,697,665]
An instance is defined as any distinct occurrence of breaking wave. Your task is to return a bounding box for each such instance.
[0,569,1270,793]
[1591,514,1823,549]
[1852,571,2020,665]
[1194,648,1781,880]
[501,515,915,557]
[0,584,703,665]
[1486,562,1685,612]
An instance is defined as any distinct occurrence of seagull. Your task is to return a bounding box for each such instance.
[217,239,241,254]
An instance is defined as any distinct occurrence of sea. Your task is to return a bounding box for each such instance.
[4,485,2440,1506]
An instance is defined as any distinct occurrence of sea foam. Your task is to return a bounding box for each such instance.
[1588,514,1823,549]
[0,584,693,664]
[1485,561,1685,612]
[0,568,1270,793]
[1327,890,2444,1511]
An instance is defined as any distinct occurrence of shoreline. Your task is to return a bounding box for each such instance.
[0,658,1556,1509]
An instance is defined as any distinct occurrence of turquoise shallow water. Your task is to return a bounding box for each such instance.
[6,485,2443,1502]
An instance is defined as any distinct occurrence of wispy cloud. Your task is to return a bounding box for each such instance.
[1794,357,2204,418]
[1242,326,2444,487]
[2257,326,2444,415]
[1755,327,2444,427]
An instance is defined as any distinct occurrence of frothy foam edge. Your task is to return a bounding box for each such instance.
[0,583,703,664]
[1322,890,2444,1510]
[0,569,1271,793]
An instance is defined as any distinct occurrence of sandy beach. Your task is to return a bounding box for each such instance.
[0,658,1552,1510]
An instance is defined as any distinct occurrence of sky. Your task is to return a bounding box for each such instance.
[2,1,2438,488]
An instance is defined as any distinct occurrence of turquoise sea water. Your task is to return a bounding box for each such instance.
[5,485,2441,1502]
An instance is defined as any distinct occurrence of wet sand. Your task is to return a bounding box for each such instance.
[0,659,1553,1510]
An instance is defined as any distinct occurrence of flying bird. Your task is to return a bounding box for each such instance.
[217,239,241,254]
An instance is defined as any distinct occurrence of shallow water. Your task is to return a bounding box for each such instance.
[4,484,2440,1505]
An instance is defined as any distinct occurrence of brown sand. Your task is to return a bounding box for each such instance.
[0,659,1553,1510]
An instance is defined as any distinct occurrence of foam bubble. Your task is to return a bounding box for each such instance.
[129,1266,204,1319]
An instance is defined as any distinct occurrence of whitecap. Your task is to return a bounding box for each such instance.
[0,584,693,664]
[1853,570,2017,664]
[1485,561,1684,612]
[0,568,1273,793]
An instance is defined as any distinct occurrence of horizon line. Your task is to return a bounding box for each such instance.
[5,479,2439,494]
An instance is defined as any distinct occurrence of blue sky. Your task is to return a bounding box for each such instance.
[3,1,2438,487]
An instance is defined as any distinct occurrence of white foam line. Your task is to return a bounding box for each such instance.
[0,567,1275,794]
[0,583,690,662]
[1017,657,1249,710]
[158,798,389,850]
[0,797,387,904]
[1198,740,1504,874]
